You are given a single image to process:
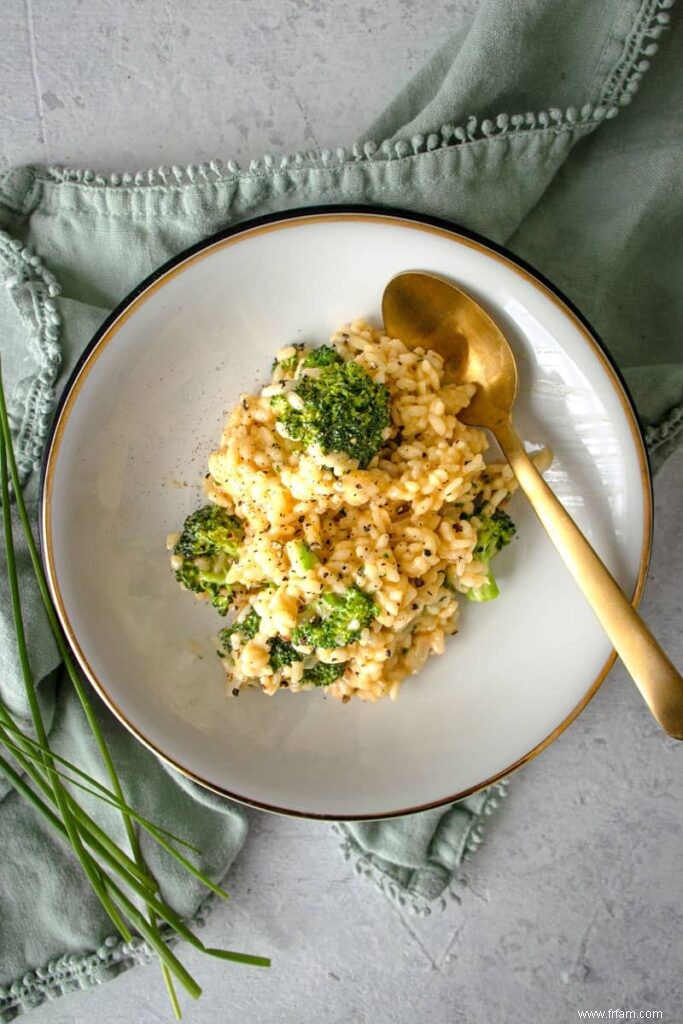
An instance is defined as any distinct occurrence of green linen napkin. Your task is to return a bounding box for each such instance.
[1,0,681,1017]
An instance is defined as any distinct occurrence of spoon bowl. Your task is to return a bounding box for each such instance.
[382,271,517,430]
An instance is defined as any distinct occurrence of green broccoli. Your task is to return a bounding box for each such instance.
[218,608,261,653]
[270,393,290,416]
[175,561,233,616]
[271,359,390,468]
[268,636,303,671]
[301,345,343,369]
[465,508,516,603]
[292,586,377,649]
[302,661,346,686]
[465,572,500,603]
[272,343,305,376]
[442,573,458,595]
[219,612,303,673]
[173,505,243,615]
[174,505,243,559]
[287,539,319,573]
[472,508,516,561]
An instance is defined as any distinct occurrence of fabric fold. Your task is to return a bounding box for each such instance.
[0,0,681,1017]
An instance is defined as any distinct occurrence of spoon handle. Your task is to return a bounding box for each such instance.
[495,419,683,739]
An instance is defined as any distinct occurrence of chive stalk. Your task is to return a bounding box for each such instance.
[0,362,270,1014]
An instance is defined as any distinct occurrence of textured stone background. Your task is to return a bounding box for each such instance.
[1,1,681,1021]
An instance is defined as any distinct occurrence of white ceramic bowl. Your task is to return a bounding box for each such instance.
[41,209,651,819]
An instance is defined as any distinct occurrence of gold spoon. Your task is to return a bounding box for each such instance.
[382,271,683,740]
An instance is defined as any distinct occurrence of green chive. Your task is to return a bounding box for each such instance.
[0,361,269,1015]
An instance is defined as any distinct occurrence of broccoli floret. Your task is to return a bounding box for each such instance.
[272,359,390,469]
[303,661,346,686]
[209,590,232,616]
[238,608,262,640]
[465,509,516,603]
[268,637,303,671]
[172,505,243,615]
[442,573,458,594]
[174,505,243,559]
[272,343,305,376]
[292,586,377,649]
[218,608,261,653]
[176,561,233,616]
[270,393,290,416]
[472,509,516,562]
[218,613,303,673]
[301,345,343,369]
[465,572,500,603]
[287,539,318,573]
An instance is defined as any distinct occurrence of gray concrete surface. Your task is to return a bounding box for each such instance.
[2,2,682,1022]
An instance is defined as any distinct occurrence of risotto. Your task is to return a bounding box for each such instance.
[168,320,534,702]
